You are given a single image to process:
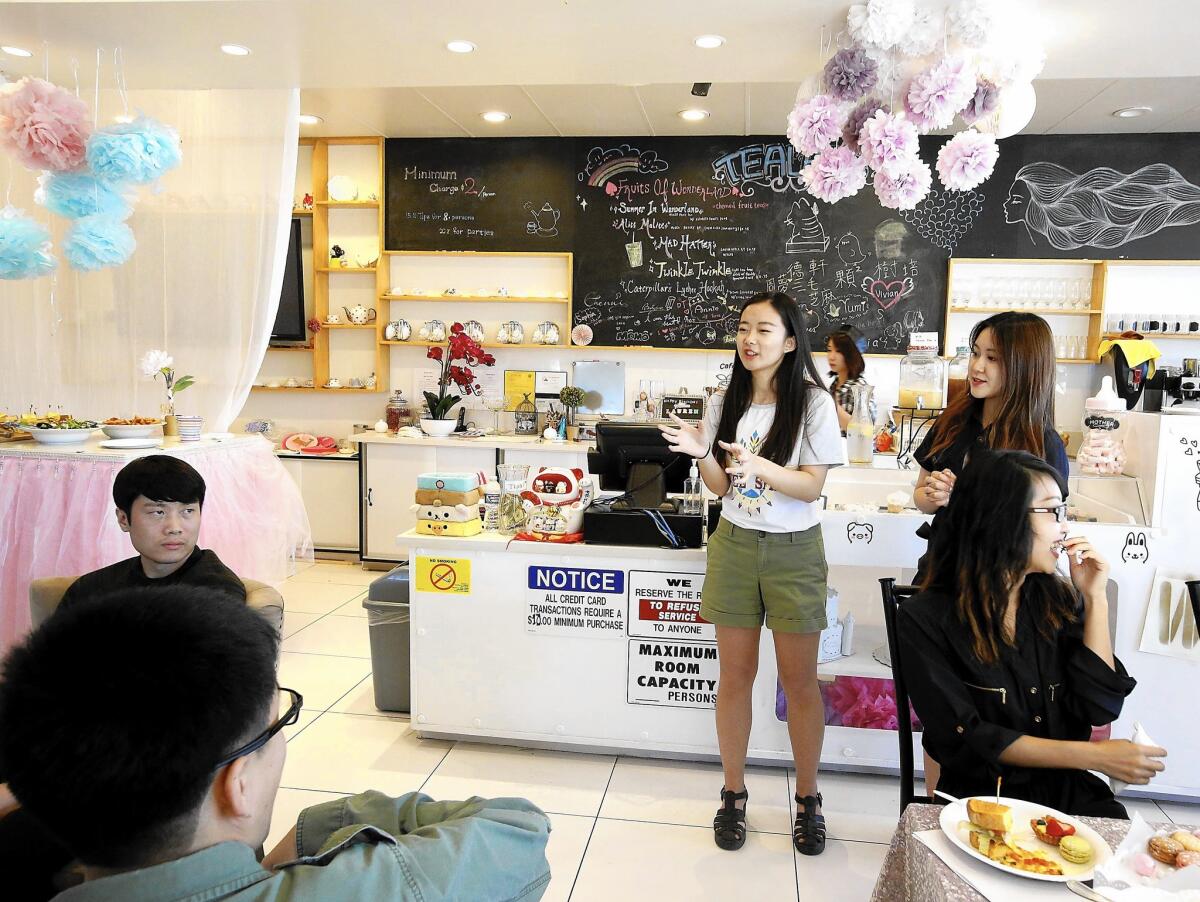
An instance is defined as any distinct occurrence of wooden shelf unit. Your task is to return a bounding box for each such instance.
[316,266,377,274]
[382,340,568,350]
[380,294,570,304]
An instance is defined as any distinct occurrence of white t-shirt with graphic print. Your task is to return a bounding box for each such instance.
[702,386,844,533]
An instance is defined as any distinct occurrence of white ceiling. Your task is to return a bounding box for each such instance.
[2,0,1199,136]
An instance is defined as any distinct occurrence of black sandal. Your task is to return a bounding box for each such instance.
[793,792,826,856]
[713,787,748,851]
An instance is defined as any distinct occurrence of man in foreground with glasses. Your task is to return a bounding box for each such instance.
[0,586,551,900]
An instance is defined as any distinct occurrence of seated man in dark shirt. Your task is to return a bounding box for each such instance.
[58,455,245,612]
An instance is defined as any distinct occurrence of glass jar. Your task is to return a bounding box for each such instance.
[846,383,875,464]
[385,390,413,432]
[947,346,970,405]
[496,464,530,535]
[1078,376,1127,476]
[514,392,538,435]
[898,336,946,415]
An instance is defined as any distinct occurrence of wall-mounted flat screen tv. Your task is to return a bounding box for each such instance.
[270,218,306,343]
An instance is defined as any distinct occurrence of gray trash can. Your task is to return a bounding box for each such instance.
[364,566,411,713]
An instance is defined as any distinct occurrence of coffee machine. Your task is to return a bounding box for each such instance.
[1165,358,1200,412]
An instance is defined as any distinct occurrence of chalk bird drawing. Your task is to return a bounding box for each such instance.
[1004,162,1200,251]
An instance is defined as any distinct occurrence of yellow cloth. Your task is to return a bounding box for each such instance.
[1096,338,1161,376]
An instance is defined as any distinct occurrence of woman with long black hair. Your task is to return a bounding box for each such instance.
[661,292,843,856]
[899,449,1167,817]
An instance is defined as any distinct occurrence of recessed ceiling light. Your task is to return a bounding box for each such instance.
[678,109,710,122]
[298,114,323,125]
[1112,106,1152,119]
[481,110,510,123]
[694,34,726,49]
[220,43,251,56]
[446,40,476,53]
[1,46,33,58]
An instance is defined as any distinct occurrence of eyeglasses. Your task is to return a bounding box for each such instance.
[214,686,303,771]
[1027,504,1068,523]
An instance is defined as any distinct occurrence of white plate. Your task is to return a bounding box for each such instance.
[99,438,163,449]
[203,432,235,440]
[101,424,161,439]
[327,175,358,202]
[26,427,96,444]
[938,795,1112,883]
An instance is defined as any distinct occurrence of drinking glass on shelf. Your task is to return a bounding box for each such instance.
[1013,278,1031,309]
[1066,279,1081,310]
[1051,279,1068,310]
[485,396,508,435]
[1030,278,1047,308]
[1076,278,1093,310]
[1054,335,1068,359]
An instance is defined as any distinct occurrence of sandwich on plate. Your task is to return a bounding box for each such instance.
[961,799,1063,876]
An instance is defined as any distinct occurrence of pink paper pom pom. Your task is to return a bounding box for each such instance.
[860,110,919,177]
[802,146,867,204]
[874,157,932,209]
[0,77,91,172]
[907,57,976,131]
[843,99,888,154]
[787,94,847,157]
[961,78,1000,126]
[936,129,999,191]
[823,47,878,103]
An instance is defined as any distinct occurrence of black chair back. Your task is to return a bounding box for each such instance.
[879,577,930,814]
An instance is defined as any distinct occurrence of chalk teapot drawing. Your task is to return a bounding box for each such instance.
[525,202,561,237]
[343,305,377,325]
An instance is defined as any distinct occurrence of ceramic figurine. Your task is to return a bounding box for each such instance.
[518,466,595,541]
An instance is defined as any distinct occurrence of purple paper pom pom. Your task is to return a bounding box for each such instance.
[842,99,888,154]
[907,57,976,131]
[936,129,999,191]
[787,94,848,157]
[802,146,868,203]
[860,110,920,177]
[874,158,932,210]
[960,78,1000,126]
[823,48,879,103]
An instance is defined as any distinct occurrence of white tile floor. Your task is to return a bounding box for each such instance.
[272,562,1200,901]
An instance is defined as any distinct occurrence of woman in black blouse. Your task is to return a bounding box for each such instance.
[899,449,1167,817]
[825,330,876,435]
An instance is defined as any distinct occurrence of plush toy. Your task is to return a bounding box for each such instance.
[517,466,594,541]
[414,486,481,507]
[410,502,483,537]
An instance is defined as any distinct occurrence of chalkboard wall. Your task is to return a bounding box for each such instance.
[385,133,1200,352]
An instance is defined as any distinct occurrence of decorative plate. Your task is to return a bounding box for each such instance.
[327,176,358,202]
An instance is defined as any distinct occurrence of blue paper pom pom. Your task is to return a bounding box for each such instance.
[36,171,133,220]
[86,115,182,185]
[64,215,136,271]
[0,207,57,280]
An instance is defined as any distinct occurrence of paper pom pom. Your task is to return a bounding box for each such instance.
[35,171,133,220]
[860,110,920,177]
[0,77,91,172]
[64,214,136,271]
[874,157,932,209]
[571,324,593,346]
[948,0,999,48]
[787,94,847,157]
[960,78,1000,126]
[984,44,1046,87]
[847,0,915,50]
[86,115,182,185]
[936,129,999,191]
[843,99,888,154]
[823,48,878,103]
[802,147,867,203]
[897,6,940,57]
[907,57,976,130]
[0,206,57,279]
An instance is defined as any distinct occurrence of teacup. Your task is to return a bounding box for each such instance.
[266,380,281,388]
[326,313,341,325]
[325,378,342,389]
[349,378,364,388]
[284,377,298,388]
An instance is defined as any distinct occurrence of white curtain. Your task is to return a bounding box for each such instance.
[0,88,299,431]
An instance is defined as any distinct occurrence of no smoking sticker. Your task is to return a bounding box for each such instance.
[416,556,472,595]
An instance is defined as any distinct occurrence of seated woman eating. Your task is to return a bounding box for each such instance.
[898,448,1166,818]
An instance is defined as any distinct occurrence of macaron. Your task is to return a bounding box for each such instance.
[1059,835,1093,865]
[1132,852,1157,877]
[1149,835,1184,865]
[1178,850,1200,869]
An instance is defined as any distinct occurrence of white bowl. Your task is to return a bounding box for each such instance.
[102,424,160,439]
[27,427,96,444]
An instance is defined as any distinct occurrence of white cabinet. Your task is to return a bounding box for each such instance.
[362,443,437,561]
[278,454,361,553]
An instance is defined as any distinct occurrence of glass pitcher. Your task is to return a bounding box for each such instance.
[496,463,530,535]
[846,383,875,465]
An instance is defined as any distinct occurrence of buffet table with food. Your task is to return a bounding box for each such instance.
[0,417,311,652]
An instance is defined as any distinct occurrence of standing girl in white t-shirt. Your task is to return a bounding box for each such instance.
[661,291,843,857]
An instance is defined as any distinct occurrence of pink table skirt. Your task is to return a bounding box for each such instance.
[0,438,313,653]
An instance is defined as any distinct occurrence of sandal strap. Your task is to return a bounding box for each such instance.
[715,788,748,840]
[793,792,826,851]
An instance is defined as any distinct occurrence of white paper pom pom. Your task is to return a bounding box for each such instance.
[948,0,999,49]
[847,0,915,50]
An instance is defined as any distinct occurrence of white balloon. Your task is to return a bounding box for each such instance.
[987,81,1036,138]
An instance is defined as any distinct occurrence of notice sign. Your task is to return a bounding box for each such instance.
[628,570,712,641]
[415,556,471,595]
[627,640,719,709]
[525,565,626,637]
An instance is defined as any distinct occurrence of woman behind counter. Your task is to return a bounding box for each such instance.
[825,329,877,435]
[899,449,1166,817]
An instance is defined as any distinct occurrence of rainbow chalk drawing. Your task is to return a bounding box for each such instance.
[580,144,669,187]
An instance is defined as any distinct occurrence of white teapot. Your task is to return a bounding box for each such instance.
[385,319,411,341]
[462,320,485,342]
[343,305,377,325]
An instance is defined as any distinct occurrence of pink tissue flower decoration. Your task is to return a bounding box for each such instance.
[0,77,91,172]
[960,78,1000,126]
[802,146,867,204]
[842,99,888,154]
[874,157,932,210]
[822,676,921,732]
[860,110,919,177]
[787,94,847,157]
[907,57,976,131]
[936,129,999,191]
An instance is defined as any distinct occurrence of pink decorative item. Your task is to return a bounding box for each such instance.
[961,78,1000,126]
[860,109,920,177]
[874,157,932,210]
[823,47,878,103]
[821,676,921,732]
[906,57,977,131]
[936,129,999,191]
[787,94,847,157]
[842,99,888,154]
[0,77,91,172]
[570,324,593,346]
[802,146,867,203]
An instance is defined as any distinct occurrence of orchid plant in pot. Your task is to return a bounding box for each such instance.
[140,349,195,436]
[421,323,496,436]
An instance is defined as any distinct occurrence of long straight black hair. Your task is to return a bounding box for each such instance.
[713,292,827,467]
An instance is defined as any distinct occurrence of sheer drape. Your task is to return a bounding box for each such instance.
[0,88,299,430]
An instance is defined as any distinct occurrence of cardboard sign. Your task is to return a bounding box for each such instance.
[627,569,712,641]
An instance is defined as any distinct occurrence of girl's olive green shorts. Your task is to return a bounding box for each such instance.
[700,518,828,634]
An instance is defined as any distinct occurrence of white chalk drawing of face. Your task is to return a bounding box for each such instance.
[836,233,866,266]
[1007,162,1200,251]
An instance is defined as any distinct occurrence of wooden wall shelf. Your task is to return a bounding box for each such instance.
[949,307,1101,316]
[380,294,570,304]
[1102,332,1200,340]
[316,266,377,274]
[318,200,380,208]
